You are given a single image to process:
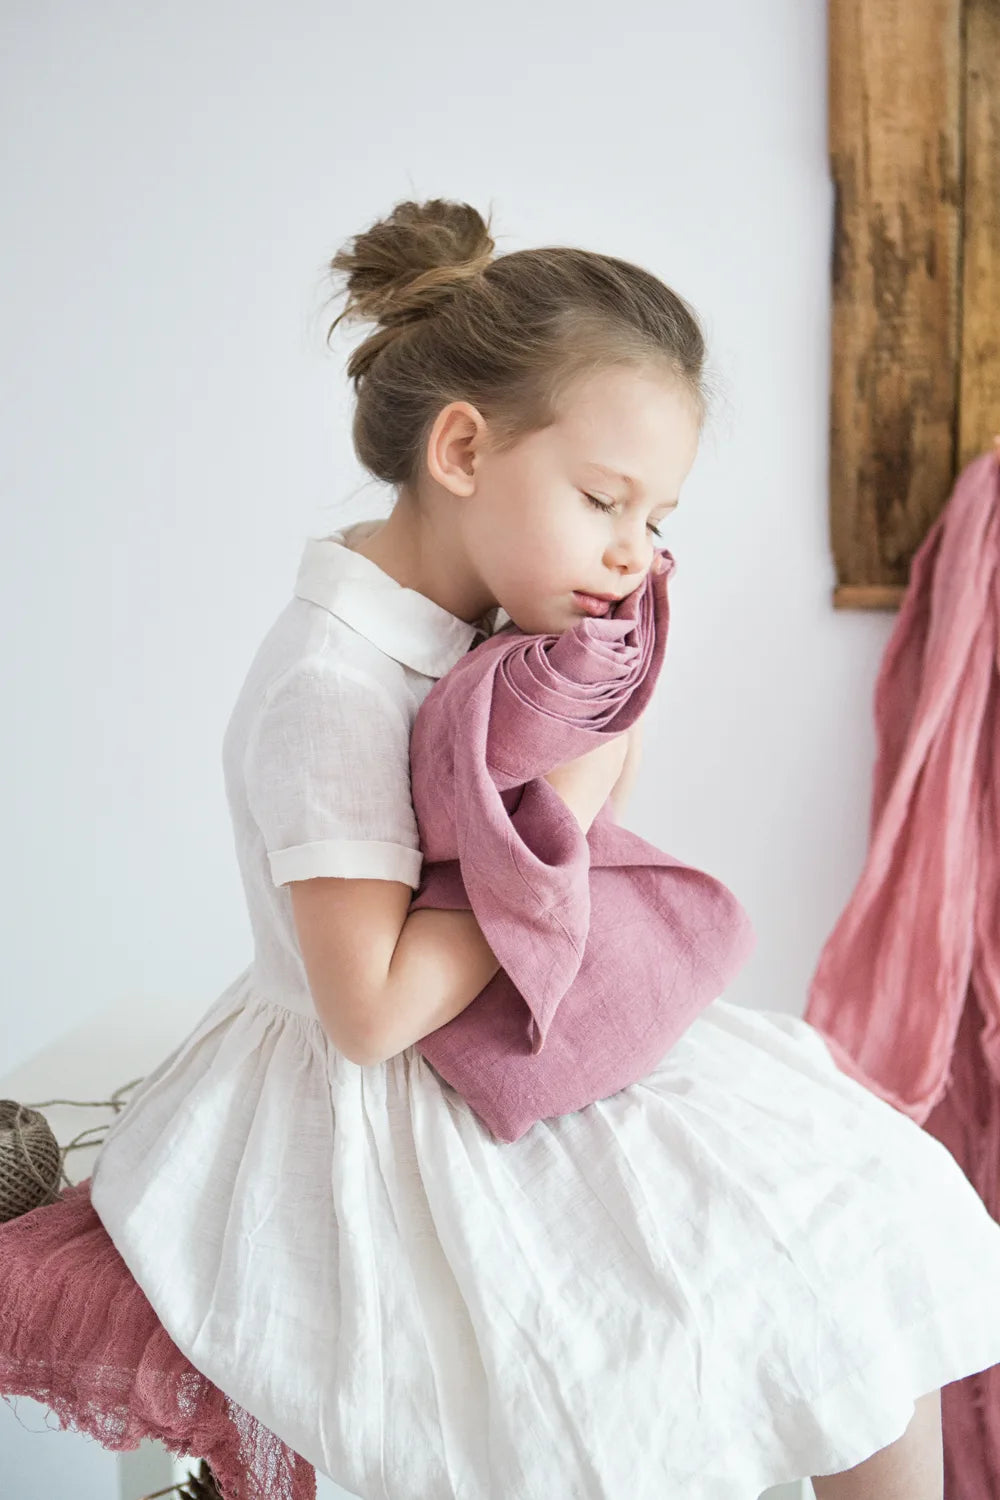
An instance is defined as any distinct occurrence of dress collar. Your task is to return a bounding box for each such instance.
[293,519,503,680]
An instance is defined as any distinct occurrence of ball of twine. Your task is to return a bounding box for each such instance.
[0,1077,144,1223]
[0,1099,64,1220]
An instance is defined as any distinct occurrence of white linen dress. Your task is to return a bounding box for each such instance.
[89,518,1000,1500]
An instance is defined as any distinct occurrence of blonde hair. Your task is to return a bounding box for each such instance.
[323,197,715,490]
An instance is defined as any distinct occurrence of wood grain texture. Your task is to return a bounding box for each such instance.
[828,0,967,610]
[958,0,1000,468]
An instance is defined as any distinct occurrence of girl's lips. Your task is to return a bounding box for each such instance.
[572,591,612,616]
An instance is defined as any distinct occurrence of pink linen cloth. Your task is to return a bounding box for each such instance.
[407,547,758,1143]
[803,447,1000,1498]
[0,1177,316,1500]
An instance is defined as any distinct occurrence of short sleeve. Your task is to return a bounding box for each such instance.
[243,658,423,889]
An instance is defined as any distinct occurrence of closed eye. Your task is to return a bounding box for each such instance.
[583,492,665,540]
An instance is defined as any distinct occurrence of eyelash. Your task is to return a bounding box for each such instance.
[583,493,665,540]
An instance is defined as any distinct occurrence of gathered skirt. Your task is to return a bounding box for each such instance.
[86,965,1000,1500]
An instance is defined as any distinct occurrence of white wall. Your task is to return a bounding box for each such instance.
[3,2,879,1497]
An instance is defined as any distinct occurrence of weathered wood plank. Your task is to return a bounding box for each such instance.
[958,0,1000,469]
[828,0,963,610]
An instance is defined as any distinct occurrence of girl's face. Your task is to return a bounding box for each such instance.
[438,364,701,635]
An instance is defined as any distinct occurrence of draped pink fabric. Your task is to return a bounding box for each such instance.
[803,448,1000,1498]
[0,1179,316,1500]
[408,547,757,1142]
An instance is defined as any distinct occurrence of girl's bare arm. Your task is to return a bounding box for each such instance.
[608,714,644,821]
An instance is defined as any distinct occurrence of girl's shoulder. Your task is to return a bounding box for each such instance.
[244,597,417,716]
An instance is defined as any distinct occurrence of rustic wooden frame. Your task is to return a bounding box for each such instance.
[828,0,999,611]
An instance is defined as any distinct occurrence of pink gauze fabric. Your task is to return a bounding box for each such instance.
[407,547,758,1143]
[803,448,1000,1124]
[0,1178,316,1500]
[801,448,1000,1500]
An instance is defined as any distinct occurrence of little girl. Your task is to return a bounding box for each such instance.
[88,198,1000,1500]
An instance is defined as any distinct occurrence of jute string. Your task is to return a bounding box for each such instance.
[0,1080,144,1220]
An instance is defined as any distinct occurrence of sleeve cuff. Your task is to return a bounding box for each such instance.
[268,838,423,889]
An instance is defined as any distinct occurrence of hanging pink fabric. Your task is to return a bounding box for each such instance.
[803,446,1000,1498]
[0,1178,316,1500]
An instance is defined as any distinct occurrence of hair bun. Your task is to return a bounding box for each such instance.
[326,198,496,342]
